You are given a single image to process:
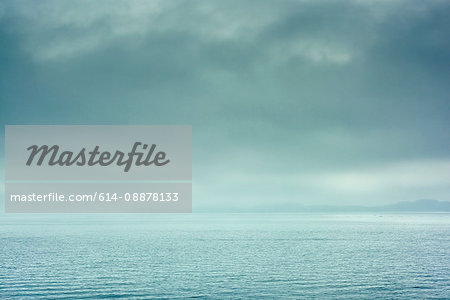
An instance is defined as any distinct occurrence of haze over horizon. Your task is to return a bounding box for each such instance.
[0,0,449,212]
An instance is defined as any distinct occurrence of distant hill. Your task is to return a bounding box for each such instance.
[376,199,450,212]
[311,199,450,212]
[249,199,450,213]
[310,199,450,212]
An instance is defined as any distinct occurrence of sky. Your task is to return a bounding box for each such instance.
[0,0,449,212]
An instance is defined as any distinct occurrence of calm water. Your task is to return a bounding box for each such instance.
[1,213,449,299]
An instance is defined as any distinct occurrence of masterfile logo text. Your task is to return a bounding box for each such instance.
[6,125,191,180]
[26,142,170,172]
[5,125,192,213]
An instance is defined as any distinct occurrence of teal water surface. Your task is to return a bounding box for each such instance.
[1,213,449,299]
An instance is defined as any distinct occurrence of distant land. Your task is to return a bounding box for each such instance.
[310,199,450,213]
[244,199,450,213]
[374,199,450,212]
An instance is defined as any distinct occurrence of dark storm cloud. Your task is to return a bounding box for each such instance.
[0,0,449,209]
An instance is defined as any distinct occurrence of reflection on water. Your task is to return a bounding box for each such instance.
[1,213,449,299]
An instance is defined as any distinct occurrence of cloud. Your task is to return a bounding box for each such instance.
[1,0,449,209]
[193,159,450,210]
[2,0,280,61]
[0,0,397,64]
[2,0,171,60]
[318,159,450,192]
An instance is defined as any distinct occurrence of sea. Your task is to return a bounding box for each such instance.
[1,213,449,299]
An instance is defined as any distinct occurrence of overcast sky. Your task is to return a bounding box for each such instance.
[0,0,449,211]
